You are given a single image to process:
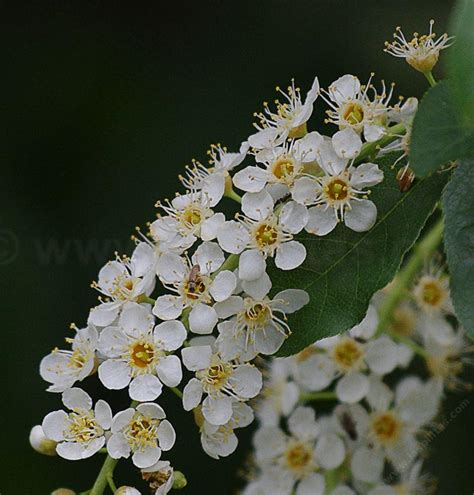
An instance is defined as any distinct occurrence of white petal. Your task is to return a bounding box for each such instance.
[201,213,225,241]
[88,303,120,327]
[42,410,68,442]
[293,131,324,163]
[157,420,176,451]
[98,326,128,357]
[329,74,360,104]
[344,199,377,232]
[272,289,309,314]
[366,376,394,411]
[156,355,182,387]
[279,201,309,234]
[156,253,187,284]
[132,445,161,469]
[57,438,104,460]
[107,433,131,459]
[183,378,204,410]
[153,295,184,320]
[351,446,384,483]
[332,128,362,159]
[242,190,274,220]
[275,241,306,270]
[119,302,153,334]
[154,320,187,351]
[364,123,385,142]
[365,336,399,374]
[95,400,113,429]
[98,360,131,390]
[217,221,250,254]
[241,272,272,299]
[233,166,268,192]
[292,177,318,205]
[202,173,225,207]
[349,304,378,340]
[129,374,163,401]
[296,473,325,495]
[239,249,266,281]
[62,388,92,411]
[181,345,212,371]
[335,372,369,403]
[253,426,287,462]
[248,127,283,150]
[288,406,319,440]
[192,241,225,274]
[131,242,156,277]
[189,304,218,334]
[210,270,237,302]
[316,433,346,469]
[350,162,384,188]
[202,395,233,425]
[305,206,338,236]
[231,365,262,398]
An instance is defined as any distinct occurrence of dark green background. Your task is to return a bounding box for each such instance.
[1,1,472,494]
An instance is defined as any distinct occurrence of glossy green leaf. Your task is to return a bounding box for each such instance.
[410,80,474,176]
[443,160,474,337]
[270,154,448,356]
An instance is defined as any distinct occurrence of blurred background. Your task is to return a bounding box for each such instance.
[1,0,473,493]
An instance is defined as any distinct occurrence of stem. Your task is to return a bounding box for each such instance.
[386,330,430,359]
[138,295,156,305]
[225,188,242,204]
[107,473,117,493]
[355,123,406,164]
[214,253,239,276]
[300,391,337,402]
[170,386,183,399]
[375,217,444,337]
[89,454,119,495]
[423,71,437,87]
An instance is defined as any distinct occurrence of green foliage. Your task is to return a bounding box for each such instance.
[270,154,448,356]
[448,0,474,127]
[409,81,474,176]
[443,160,474,337]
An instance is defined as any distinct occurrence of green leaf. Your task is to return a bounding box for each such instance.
[410,80,474,176]
[270,153,448,356]
[443,160,474,337]
[448,0,474,128]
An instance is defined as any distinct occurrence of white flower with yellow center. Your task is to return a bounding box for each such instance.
[413,269,452,315]
[88,247,156,327]
[254,407,345,495]
[141,459,175,495]
[155,190,225,247]
[217,197,308,281]
[181,344,262,425]
[107,403,175,469]
[292,136,383,235]
[350,377,442,480]
[248,77,320,149]
[98,302,186,401]
[384,20,453,73]
[153,243,237,334]
[197,401,254,459]
[321,74,393,142]
[180,142,249,207]
[40,325,98,393]
[42,388,112,460]
[233,132,323,199]
[215,279,309,361]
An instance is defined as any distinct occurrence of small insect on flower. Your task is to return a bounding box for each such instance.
[396,166,415,192]
[384,20,453,73]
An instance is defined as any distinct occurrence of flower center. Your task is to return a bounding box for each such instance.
[180,205,203,227]
[332,338,364,370]
[421,281,444,307]
[67,411,102,444]
[198,361,233,393]
[285,442,313,472]
[68,348,88,369]
[325,178,350,202]
[254,222,279,249]
[343,102,364,125]
[371,412,402,445]
[110,274,139,301]
[130,342,155,369]
[389,306,416,337]
[245,301,270,324]
[125,414,160,451]
[183,271,210,301]
[271,156,296,181]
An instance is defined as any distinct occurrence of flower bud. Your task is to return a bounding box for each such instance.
[172,471,188,489]
[51,489,75,495]
[115,487,141,495]
[30,425,57,456]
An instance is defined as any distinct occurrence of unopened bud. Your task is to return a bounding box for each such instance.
[30,425,57,456]
[172,471,188,489]
[51,489,75,495]
[115,487,141,495]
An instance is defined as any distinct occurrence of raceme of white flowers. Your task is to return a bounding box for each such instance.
[30,21,467,495]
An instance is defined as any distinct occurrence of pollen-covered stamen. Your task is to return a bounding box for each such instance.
[270,155,302,185]
[65,410,103,444]
[129,341,156,369]
[197,358,234,394]
[370,411,402,446]
[414,275,448,312]
[242,214,292,256]
[283,440,315,478]
[182,268,212,303]
[124,413,160,452]
[332,338,365,371]
[342,101,365,126]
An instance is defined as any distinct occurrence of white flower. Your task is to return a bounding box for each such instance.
[254,407,345,495]
[142,460,175,495]
[256,358,300,427]
[198,401,254,459]
[292,138,383,234]
[249,77,320,149]
[384,20,453,73]
[89,249,156,327]
[413,268,452,315]
[98,302,186,401]
[321,74,393,142]
[29,425,57,456]
[40,325,98,392]
[217,199,308,280]
[180,142,249,206]
[107,403,175,469]
[215,283,309,361]
[181,344,262,425]
[153,245,237,334]
[233,133,323,198]
[115,487,142,495]
[155,190,225,246]
[42,388,112,460]
[290,345,337,392]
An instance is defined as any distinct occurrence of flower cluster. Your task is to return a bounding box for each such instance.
[242,264,472,495]
[30,20,463,494]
